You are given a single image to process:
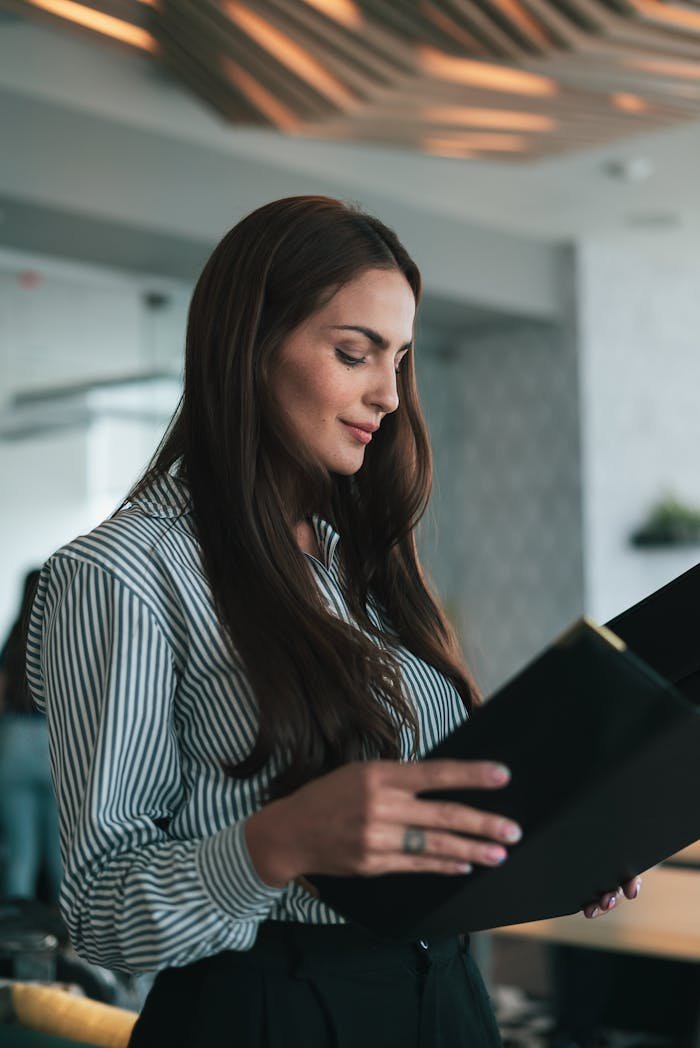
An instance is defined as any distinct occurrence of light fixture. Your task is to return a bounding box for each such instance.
[0,373,181,441]
[602,156,654,182]
[426,131,528,150]
[626,0,700,33]
[611,93,650,114]
[624,57,700,81]
[419,48,557,97]
[300,0,362,30]
[24,0,156,51]
[421,105,557,131]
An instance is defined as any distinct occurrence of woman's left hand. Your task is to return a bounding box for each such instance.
[582,876,641,918]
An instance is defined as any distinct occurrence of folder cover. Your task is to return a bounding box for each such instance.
[309,613,700,938]
[606,562,700,704]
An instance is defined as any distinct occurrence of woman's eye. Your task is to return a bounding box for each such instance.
[335,349,365,367]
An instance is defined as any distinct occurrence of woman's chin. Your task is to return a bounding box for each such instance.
[325,451,366,476]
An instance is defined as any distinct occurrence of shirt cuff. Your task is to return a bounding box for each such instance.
[196,819,286,921]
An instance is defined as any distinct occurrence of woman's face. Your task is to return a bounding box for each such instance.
[269,267,415,476]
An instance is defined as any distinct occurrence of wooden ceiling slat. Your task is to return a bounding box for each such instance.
[445,0,534,57]
[565,0,700,54]
[11,0,700,162]
[359,0,439,45]
[222,0,362,112]
[619,0,700,34]
[265,0,416,77]
[8,0,157,53]
[420,1,492,57]
[374,66,688,108]
[250,0,404,97]
[480,0,554,52]
[360,94,685,126]
[173,0,341,120]
[510,0,589,48]
[155,21,264,125]
[302,108,677,140]
[72,0,152,24]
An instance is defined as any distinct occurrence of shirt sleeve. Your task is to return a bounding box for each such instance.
[28,554,284,974]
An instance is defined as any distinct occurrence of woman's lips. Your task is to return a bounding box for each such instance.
[341,421,373,445]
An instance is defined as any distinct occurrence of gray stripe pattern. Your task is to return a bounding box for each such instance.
[26,471,467,973]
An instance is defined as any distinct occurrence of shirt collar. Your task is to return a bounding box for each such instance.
[310,514,341,574]
[129,468,191,519]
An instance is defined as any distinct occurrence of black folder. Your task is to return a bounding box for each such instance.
[309,577,700,938]
[606,561,700,705]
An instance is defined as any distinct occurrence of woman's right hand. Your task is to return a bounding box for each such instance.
[244,759,522,889]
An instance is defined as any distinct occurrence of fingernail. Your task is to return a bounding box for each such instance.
[590,907,601,918]
[606,895,616,910]
[501,822,522,843]
[486,846,507,864]
[491,764,511,784]
[456,863,473,874]
[634,879,641,898]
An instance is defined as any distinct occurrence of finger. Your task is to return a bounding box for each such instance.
[388,794,522,846]
[400,827,510,868]
[622,877,641,900]
[384,760,511,793]
[378,853,477,876]
[598,888,622,912]
[364,823,511,868]
[586,886,623,917]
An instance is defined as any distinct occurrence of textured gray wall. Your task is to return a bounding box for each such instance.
[416,310,584,697]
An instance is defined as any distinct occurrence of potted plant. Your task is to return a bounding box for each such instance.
[630,496,700,547]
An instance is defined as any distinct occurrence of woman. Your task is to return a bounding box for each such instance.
[26,197,638,1047]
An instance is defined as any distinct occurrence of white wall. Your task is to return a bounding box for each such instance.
[578,233,700,622]
[0,250,188,637]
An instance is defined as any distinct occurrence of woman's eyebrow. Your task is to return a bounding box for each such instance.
[326,324,412,352]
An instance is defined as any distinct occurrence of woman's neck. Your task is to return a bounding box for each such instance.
[295,518,322,559]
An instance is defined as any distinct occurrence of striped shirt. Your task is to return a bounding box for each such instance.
[26,470,467,974]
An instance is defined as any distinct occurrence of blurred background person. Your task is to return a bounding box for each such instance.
[0,568,61,902]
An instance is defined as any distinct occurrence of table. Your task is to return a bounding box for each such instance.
[490,842,700,1042]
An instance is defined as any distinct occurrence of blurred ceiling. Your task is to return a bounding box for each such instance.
[4,0,700,162]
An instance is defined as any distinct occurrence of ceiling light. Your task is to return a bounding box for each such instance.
[419,48,557,97]
[627,0,700,32]
[300,0,362,29]
[24,0,156,51]
[422,106,557,131]
[423,132,528,153]
[602,157,654,182]
[0,373,181,441]
[611,93,650,114]
[624,57,700,81]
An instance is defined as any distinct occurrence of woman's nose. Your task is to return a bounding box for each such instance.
[366,362,399,415]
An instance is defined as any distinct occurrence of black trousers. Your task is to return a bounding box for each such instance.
[128,921,503,1047]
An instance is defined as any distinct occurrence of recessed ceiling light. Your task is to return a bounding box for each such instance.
[602,157,654,182]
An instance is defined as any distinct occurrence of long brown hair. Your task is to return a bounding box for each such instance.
[130,196,478,799]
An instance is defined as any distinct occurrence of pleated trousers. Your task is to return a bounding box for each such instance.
[128,921,503,1048]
